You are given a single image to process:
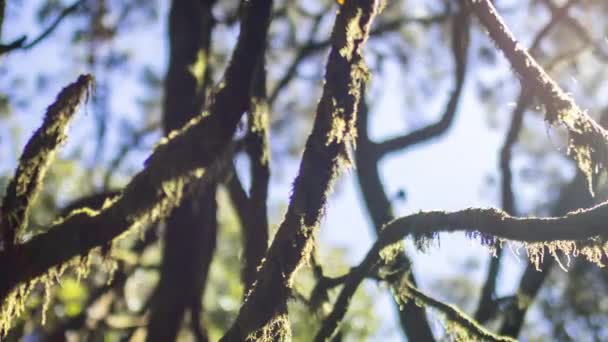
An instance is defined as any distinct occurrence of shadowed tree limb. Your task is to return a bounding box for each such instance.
[397,282,516,342]
[0,0,273,330]
[353,6,470,340]
[474,0,584,324]
[269,13,451,104]
[474,90,529,323]
[242,59,271,291]
[319,196,608,340]
[145,0,225,340]
[373,5,469,158]
[467,0,608,194]
[225,164,250,226]
[0,0,85,55]
[499,170,593,337]
[219,1,380,340]
[0,74,93,251]
[355,96,435,341]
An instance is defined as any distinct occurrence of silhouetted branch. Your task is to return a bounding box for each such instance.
[0,74,93,251]
[468,0,608,194]
[398,282,516,342]
[219,1,380,340]
[374,7,469,157]
[146,0,224,340]
[320,198,608,340]
[241,59,271,291]
[59,191,121,217]
[225,164,249,221]
[540,0,608,62]
[0,0,84,55]
[475,0,585,324]
[269,13,451,104]
[355,64,436,342]
[352,5,472,339]
[475,90,529,323]
[0,0,273,330]
[499,169,595,336]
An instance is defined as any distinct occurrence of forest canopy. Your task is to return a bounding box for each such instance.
[1,0,608,341]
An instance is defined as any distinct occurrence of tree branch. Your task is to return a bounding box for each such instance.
[0,0,272,331]
[146,0,219,339]
[475,0,582,323]
[474,90,529,323]
[398,282,516,342]
[242,59,271,291]
[467,0,608,194]
[269,13,450,104]
[320,199,608,340]
[355,89,435,339]
[0,74,93,251]
[0,0,84,55]
[219,1,380,340]
[373,7,469,157]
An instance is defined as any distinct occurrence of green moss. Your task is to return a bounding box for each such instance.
[246,313,291,342]
[189,49,208,90]
[339,9,364,61]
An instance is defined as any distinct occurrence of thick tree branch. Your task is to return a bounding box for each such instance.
[242,60,271,291]
[219,2,380,340]
[467,0,608,194]
[475,0,581,323]
[147,0,245,340]
[0,75,93,251]
[320,199,608,340]
[0,0,272,330]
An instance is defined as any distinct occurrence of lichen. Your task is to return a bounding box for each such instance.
[339,9,363,61]
[189,49,208,90]
[245,313,291,342]
[326,100,347,145]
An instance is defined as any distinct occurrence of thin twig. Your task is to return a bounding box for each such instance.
[0,0,84,55]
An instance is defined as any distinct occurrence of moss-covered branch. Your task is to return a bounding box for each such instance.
[319,201,608,340]
[219,1,380,340]
[399,282,516,342]
[467,0,608,194]
[0,74,93,251]
[0,0,272,332]
[241,59,271,292]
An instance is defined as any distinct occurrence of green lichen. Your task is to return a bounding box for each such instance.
[1,74,93,246]
[547,105,608,197]
[339,9,364,61]
[326,99,347,145]
[249,97,270,165]
[189,49,208,90]
[246,313,291,342]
